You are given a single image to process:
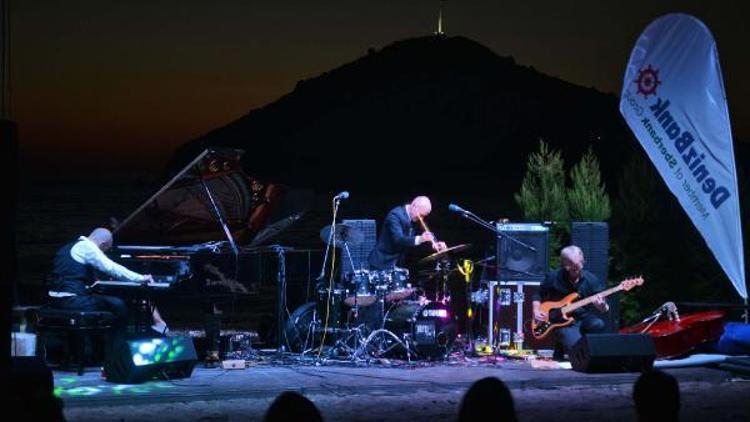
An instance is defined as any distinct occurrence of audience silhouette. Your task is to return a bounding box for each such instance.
[264,390,324,422]
[10,357,65,421]
[458,376,517,422]
[633,370,680,422]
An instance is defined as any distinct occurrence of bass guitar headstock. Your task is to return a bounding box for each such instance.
[620,276,645,291]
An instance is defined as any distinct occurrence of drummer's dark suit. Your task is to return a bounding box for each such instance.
[368,206,416,270]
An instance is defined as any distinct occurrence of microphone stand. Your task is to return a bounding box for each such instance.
[455,209,536,252]
[316,195,362,360]
[318,197,344,281]
[450,207,538,352]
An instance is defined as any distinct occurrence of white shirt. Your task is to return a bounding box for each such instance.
[70,236,146,282]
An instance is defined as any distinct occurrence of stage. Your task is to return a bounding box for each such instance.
[56,356,750,421]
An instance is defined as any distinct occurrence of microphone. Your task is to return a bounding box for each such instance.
[333,191,350,200]
[448,203,468,214]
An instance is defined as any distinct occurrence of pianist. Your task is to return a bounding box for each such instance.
[46,228,170,347]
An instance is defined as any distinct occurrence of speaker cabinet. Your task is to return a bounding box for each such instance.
[496,223,549,282]
[571,222,617,331]
[341,219,377,274]
[571,222,609,284]
[104,336,198,384]
[570,333,656,373]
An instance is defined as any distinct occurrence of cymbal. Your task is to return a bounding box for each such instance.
[319,224,364,246]
[418,243,471,264]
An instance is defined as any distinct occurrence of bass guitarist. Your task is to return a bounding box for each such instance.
[532,245,609,357]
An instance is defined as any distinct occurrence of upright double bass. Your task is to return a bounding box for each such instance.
[620,304,726,358]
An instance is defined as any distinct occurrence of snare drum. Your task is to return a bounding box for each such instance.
[385,268,414,302]
[343,270,376,307]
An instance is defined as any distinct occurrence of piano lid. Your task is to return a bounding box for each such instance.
[114,148,285,246]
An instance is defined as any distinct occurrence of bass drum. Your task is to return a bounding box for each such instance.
[283,302,316,353]
[384,301,456,359]
[283,302,347,353]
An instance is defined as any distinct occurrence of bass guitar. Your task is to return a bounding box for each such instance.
[531,276,644,340]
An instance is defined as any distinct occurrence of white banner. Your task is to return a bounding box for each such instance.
[619,13,746,299]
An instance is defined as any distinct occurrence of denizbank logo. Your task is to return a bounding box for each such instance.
[623,65,731,218]
[635,65,661,98]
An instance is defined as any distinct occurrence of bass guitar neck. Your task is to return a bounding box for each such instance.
[531,276,644,340]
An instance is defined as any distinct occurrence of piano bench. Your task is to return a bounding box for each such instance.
[35,307,115,376]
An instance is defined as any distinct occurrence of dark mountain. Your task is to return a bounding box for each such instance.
[171,35,640,199]
[168,35,750,309]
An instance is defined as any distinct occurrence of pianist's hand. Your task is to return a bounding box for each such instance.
[142,274,154,285]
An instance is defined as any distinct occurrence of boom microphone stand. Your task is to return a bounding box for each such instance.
[447,204,536,351]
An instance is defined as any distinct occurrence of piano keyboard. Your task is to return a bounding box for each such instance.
[89,280,172,289]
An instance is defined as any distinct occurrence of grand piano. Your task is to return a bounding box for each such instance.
[105,148,318,349]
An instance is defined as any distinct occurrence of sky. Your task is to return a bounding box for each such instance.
[8,0,750,172]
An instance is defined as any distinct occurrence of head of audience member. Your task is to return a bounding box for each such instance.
[633,370,680,422]
[458,376,517,422]
[10,357,65,421]
[88,227,114,252]
[264,391,323,422]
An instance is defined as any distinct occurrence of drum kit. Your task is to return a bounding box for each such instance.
[285,222,471,361]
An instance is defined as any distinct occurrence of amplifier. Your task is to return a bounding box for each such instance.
[496,223,549,282]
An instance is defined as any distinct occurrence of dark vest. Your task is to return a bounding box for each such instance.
[49,239,95,295]
[368,206,415,270]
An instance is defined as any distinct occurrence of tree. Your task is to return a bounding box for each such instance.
[568,146,611,221]
[514,140,568,223]
[514,140,568,267]
[515,142,613,270]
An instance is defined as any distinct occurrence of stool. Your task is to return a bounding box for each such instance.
[35,307,115,375]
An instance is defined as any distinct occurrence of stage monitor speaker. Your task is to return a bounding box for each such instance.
[104,336,198,384]
[570,333,655,373]
[496,223,549,282]
[341,219,377,274]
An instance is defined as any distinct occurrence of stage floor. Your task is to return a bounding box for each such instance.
[55,356,750,421]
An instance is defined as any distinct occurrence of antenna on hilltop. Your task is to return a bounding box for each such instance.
[435,0,446,36]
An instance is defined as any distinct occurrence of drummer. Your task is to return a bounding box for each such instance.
[368,196,447,271]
